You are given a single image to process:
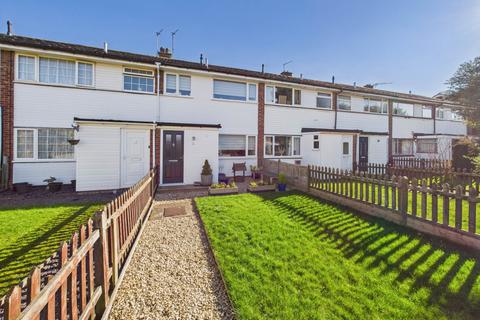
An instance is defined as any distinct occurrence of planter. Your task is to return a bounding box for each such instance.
[277,183,287,192]
[47,182,63,192]
[13,182,32,194]
[201,174,213,186]
[208,187,239,195]
[247,184,276,193]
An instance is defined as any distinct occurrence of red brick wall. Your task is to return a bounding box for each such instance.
[257,83,265,166]
[0,50,14,186]
[158,70,164,94]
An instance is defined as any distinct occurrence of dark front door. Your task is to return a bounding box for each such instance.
[163,131,184,183]
[358,137,369,171]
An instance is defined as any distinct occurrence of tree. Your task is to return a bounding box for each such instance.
[447,57,480,128]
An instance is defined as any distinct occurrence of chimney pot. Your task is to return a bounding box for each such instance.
[200,53,203,65]
[280,70,293,77]
[332,76,335,84]
[7,20,12,36]
[261,64,265,73]
[103,42,108,53]
[158,47,172,59]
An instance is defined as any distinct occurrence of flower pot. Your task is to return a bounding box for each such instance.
[48,182,63,192]
[13,182,32,194]
[277,183,287,192]
[201,174,213,186]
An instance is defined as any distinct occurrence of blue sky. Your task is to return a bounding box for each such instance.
[1,0,479,96]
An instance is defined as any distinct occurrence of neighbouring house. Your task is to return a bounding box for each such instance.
[0,32,468,191]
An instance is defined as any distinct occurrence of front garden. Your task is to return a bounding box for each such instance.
[0,202,103,296]
[196,192,480,319]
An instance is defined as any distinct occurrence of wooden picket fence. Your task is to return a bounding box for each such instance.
[0,166,159,320]
[391,157,451,169]
[354,162,480,192]
[308,166,479,239]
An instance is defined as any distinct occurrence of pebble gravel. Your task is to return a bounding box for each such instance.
[109,199,234,320]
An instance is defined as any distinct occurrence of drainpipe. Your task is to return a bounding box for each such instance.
[154,62,162,171]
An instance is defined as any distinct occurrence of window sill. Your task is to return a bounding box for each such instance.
[219,156,257,160]
[13,159,76,164]
[211,98,257,104]
[264,156,302,159]
[393,114,432,120]
[162,93,194,99]
[15,80,94,90]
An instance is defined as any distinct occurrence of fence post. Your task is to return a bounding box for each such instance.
[307,165,311,190]
[468,188,478,234]
[93,211,110,316]
[442,183,450,226]
[398,176,408,223]
[5,285,21,320]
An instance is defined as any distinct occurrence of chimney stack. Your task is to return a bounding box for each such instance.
[158,47,172,59]
[332,76,335,84]
[200,53,203,65]
[261,64,265,73]
[7,20,12,36]
[103,42,108,53]
[280,70,293,77]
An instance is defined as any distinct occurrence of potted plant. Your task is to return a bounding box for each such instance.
[201,160,213,186]
[250,165,261,179]
[43,177,63,192]
[277,173,287,191]
[208,182,239,195]
[13,182,32,194]
[247,180,276,193]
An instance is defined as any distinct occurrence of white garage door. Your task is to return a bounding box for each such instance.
[121,129,150,188]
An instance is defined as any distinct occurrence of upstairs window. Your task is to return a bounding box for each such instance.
[248,84,257,101]
[275,86,293,105]
[39,57,75,85]
[337,95,351,110]
[317,93,332,109]
[436,108,445,119]
[166,74,191,96]
[422,106,432,118]
[294,89,302,105]
[124,68,154,93]
[18,55,35,81]
[393,101,414,116]
[452,111,463,121]
[213,80,251,101]
[77,62,93,86]
[364,98,388,114]
[266,86,275,103]
[416,139,437,153]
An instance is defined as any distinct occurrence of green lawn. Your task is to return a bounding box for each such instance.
[313,181,480,234]
[0,203,103,296]
[196,192,480,320]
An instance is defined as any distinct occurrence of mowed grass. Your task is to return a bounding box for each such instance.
[0,203,103,296]
[196,192,480,319]
[316,181,480,234]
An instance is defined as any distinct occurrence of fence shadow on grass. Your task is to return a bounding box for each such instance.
[0,204,96,295]
[259,191,480,317]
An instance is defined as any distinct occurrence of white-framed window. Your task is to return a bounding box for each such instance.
[218,134,256,157]
[317,93,332,109]
[393,139,414,155]
[265,135,301,157]
[18,55,35,81]
[393,101,414,116]
[213,80,256,102]
[452,111,464,121]
[364,98,388,114]
[342,142,350,155]
[313,135,320,150]
[123,68,154,93]
[264,86,301,106]
[436,108,445,119]
[165,73,191,96]
[422,106,432,118]
[15,128,75,160]
[294,89,302,105]
[16,129,35,159]
[77,62,94,86]
[416,139,437,153]
[266,86,275,103]
[337,95,351,110]
[39,57,76,85]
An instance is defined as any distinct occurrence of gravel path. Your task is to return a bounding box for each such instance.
[109,199,234,320]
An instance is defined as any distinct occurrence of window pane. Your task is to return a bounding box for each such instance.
[294,89,301,105]
[124,75,154,93]
[337,95,351,110]
[317,93,331,108]
[78,62,93,86]
[276,87,293,105]
[18,56,35,81]
[248,84,257,101]
[422,106,432,118]
[39,58,75,84]
[166,74,177,93]
[274,136,292,156]
[38,128,74,159]
[179,75,191,96]
[266,86,275,103]
[416,139,437,153]
[247,136,256,156]
[265,136,273,155]
[213,80,246,101]
[293,137,301,155]
[343,142,349,155]
[16,129,34,158]
[219,134,246,157]
[393,139,413,155]
[393,102,414,116]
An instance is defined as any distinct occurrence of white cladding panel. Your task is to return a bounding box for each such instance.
[14,83,157,127]
[436,120,467,135]
[159,74,257,135]
[13,161,75,185]
[95,63,124,91]
[76,125,121,191]
[301,133,353,169]
[265,106,334,135]
[175,128,219,185]
[393,117,433,138]
[336,112,388,132]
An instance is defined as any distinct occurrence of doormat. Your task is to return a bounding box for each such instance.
[164,206,187,217]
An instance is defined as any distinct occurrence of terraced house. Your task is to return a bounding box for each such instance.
[0,33,467,191]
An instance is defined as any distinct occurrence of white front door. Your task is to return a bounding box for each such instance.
[121,129,149,188]
[341,135,353,170]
